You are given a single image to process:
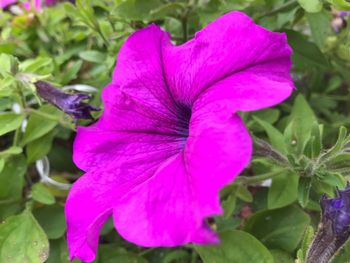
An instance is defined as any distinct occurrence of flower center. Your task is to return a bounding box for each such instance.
[176,103,192,138]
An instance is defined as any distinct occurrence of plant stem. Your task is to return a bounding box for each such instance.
[13,83,26,146]
[235,169,284,185]
[12,128,21,147]
[190,250,198,263]
[182,16,188,42]
[138,247,156,256]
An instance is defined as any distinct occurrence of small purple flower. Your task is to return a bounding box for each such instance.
[307,184,350,263]
[35,81,99,121]
[65,11,294,262]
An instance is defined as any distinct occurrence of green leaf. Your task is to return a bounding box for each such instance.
[26,131,55,163]
[31,183,56,205]
[0,159,4,174]
[0,113,24,137]
[328,0,350,10]
[311,123,323,158]
[33,205,66,239]
[286,30,328,69]
[270,249,294,263]
[98,245,148,263]
[312,179,335,197]
[222,193,236,219]
[162,249,190,263]
[113,0,162,20]
[0,54,19,76]
[254,116,287,154]
[319,172,346,188]
[150,2,185,19]
[297,226,314,262]
[332,239,350,262]
[253,109,280,125]
[298,177,312,208]
[268,172,299,209]
[75,0,99,30]
[336,43,350,62]
[0,155,26,201]
[0,146,22,158]
[321,126,348,162]
[0,76,16,97]
[325,153,350,169]
[79,50,106,63]
[297,0,322,13]
[195,230,273,263]
[245,206,310,252]
[306,11,331,50]
[22,105,60,145]
[60,60,83,84]
[236,186,253,202]
[19,57,53,75]
[286,94,317,155]
[46,237,81,263]
[0,210,49,263]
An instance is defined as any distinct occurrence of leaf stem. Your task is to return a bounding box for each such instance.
[13,82,26,147]
[190,249,198,263]
[138,247,156,256]
[235,169,284,185]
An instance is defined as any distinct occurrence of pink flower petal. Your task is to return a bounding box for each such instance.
[23,0,42,11]
[0,0,16,8]
[68,131,186,261]
[111,24,179,119]
[163,11,293,106]
[193,58,294,112]
[73,84,186,172]
[65,172,114,262]
[113,111,251,247]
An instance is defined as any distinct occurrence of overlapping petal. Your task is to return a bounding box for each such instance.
[163,11,293,107]
[110,24,180,121]
[68,110,251,261]
[113,111,251,247]
[66,10,293,262]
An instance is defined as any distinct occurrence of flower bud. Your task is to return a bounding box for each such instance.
[306,184,350,263]
[34,81,100,121]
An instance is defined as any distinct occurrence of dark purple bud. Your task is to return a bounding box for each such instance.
[35,81,100,121]
[306,183,350,263]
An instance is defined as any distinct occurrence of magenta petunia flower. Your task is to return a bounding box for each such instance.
[65,11,294,262]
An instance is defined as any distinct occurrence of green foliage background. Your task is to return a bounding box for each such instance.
[1,0,350,262]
